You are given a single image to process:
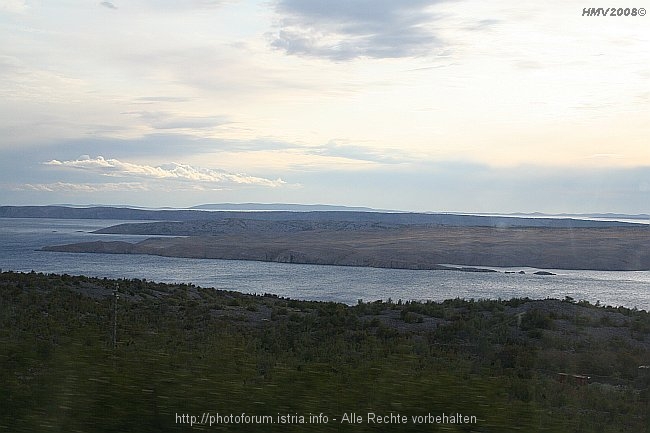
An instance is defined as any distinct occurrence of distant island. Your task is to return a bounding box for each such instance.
[190,203,382,212]
[30,206,650,271]
[1,204,646,227]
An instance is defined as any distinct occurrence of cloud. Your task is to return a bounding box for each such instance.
[44,156,286,188]
[99,1,117,10]
[287,162,650,214]
[122,111,231,130]
[515,60,543,70]
[308,139,414,164]
[0,134,299,168]
[271,0,448,60]
[465,19,499,31]
[0,0,28,14]
[17,182,147,193]
[133,96,193,104]
[137,0,229,11]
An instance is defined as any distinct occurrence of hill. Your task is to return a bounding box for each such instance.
[1,271,648,432]
[45,222,650,271]
[1,205,645,227]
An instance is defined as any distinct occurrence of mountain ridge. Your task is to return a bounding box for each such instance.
[1,205,646,228]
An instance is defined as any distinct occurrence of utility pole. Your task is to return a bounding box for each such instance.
[113,283,119,349]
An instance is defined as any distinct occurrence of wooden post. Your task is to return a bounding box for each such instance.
[113,283,119,349]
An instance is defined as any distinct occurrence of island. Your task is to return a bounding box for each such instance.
[41,212,650,271]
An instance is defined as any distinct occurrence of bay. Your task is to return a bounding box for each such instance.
[1,218,648,310]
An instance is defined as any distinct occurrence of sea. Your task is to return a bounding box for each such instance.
[1,217,648,310]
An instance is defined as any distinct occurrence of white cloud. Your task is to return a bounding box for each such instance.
[0,0,28,14]
[17,182,147,193]
[44,156,286,187]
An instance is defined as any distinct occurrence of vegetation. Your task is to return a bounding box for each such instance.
[1,271,648,432]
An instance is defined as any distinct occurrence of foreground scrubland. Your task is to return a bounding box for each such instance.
[1,272,648,432]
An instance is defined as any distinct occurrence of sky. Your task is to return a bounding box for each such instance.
[0,0,648,213]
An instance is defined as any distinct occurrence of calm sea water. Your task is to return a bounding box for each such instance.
[1,218,648,310]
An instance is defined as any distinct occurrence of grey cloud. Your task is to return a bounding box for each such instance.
[130,135,298,155]
[100,1,117,9]
[133,96,193,104]
[18,182,147,193]
[465,19,499,31]
[271,0,448,60]
[0,134,297,166]
[289,163,650,214]
[0,55,23,74]
[309,140,414,164]
[141,0,228,10]
[122,111,230,130]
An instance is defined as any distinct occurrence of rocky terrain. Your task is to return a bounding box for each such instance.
[43,219,650,271]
